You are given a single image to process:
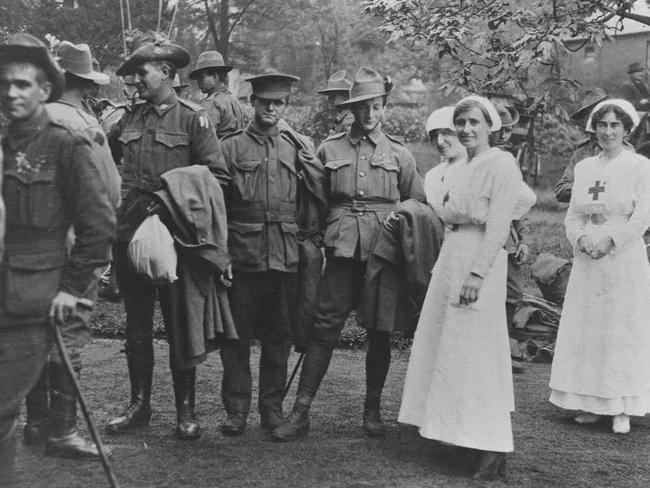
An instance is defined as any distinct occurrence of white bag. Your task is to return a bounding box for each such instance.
[127,214,178,283]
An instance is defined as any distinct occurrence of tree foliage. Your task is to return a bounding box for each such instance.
[362,0,644,116]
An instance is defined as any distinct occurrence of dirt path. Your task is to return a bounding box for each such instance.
[14,339,650,488]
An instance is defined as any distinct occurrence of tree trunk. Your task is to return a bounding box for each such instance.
[218,0,230,61]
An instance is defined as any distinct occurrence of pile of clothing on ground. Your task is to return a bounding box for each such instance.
[509,253,571,362]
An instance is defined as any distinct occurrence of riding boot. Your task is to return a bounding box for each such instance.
[363,331,391,438]
[105,340,153,434]
[24,366,49,445]
[45,363,101,459]
[271,342,333,442]
[171,368,200,439]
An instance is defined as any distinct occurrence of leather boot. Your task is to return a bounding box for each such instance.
[472,451,507,481]
[45,364,102,459]
[363,331,390,438]
[24,366,49,445]
[105,341,153,434]
[271,401,310,442]
[260,409,284,432]
[171,368,200,440]
[271,342,332,442]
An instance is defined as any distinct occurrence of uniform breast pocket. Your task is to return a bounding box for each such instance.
[154,131,190,173]
[324,159,353,196]
[3,169,64,229]
[232,159,262,201]
[279,157,298,203]
[369,157,400,200]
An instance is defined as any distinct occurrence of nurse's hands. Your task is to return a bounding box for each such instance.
[578,235,613,259]
[459,272,484,305]
[590,236,614,260]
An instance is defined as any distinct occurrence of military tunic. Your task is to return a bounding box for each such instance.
[0,110,115,461]
[200,85,245,139]
[311,123,425,346]
[219,123,308,418]
[108,92,229,363]
[47,94,121,209]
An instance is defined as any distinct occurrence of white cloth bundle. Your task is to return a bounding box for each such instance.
[127,214,178,284]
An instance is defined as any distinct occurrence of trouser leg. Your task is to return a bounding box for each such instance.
[258,339,290,415]
[0,324,51,481]
[295,258,363,406]
[506,254,523,329]
[272,259,362,442]
[24,365,49,445]
[220,340,252,417]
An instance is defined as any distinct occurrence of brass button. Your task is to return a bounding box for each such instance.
[359,171,366,177]
[358,190,365,196]
[361,156,367,160]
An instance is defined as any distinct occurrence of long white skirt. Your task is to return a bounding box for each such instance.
[398,226,514,452]
[549,236,650,416]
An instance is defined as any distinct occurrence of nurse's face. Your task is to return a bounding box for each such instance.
[430,128,465,161]
[595,111,626,152]
[454,106,492,151]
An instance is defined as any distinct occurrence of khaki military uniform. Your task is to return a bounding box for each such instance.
[219,123,312,420]
[200,86,245,139]
[0,110,115,459]
[108,92,228,363]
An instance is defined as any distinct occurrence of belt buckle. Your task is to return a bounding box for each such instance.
[351,200,366,213]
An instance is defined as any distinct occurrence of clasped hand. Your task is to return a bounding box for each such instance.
[577,235,614,260]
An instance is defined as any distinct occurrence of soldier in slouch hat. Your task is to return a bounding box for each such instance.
[104,36,229,440]
[190,50,244,139]
[273,67,425,442]
[0,33,115,479]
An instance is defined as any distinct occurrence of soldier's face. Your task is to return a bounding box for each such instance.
[352,97,385,132]
[196,71,217,93]
[0,63,51,121]
[631,70,645,83]
[253,96,288,128]
[134,62,166,101]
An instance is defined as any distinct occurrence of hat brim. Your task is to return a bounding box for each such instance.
[501,107,520,127]
[336,91,387,108]
[254,89,292,99]
[116,46,190,77]
[318,88,350,95]
[189,65,233,79]
[571,95,608,121]
[0,45,65,102]
[70,70,111,85]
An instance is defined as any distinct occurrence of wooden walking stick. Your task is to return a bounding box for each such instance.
[51,300,120,488]
[283,352,305,400]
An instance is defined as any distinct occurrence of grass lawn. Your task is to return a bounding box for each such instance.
[15,339,650,488]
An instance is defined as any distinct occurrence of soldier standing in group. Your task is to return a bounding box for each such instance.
[104,38,229,440]
[317,70,354,137]
[0,33,115,480]
[273,67,426,442]
[189,50,244,139]
[621,62,650,112]
[218,72,326,435]
[19,40,121,459]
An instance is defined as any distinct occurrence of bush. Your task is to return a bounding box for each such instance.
[382,104,430,143]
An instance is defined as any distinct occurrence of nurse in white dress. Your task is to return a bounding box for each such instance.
[399,97,533,481]
[549,99,650,434]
